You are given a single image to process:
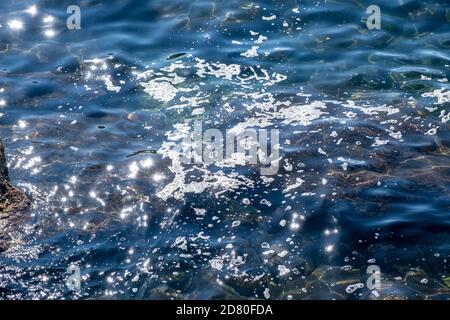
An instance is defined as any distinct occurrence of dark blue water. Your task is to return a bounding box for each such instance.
[0,0,449,299]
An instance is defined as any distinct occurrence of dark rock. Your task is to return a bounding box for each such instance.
[0,140,8,181]
[0,139,30,252]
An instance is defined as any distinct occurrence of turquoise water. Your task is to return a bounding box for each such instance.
[0,0,449,299]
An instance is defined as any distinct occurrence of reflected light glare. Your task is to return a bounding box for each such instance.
[8,19,24,30]
[141,158,153,168]
[18,120,27,128]
[43,15,55,24]
[0,99,6,107]
[26,5,38,16]
[44,29,56,38]
[153,173,165,182]
[128,161,139,178]
[290,222,300,230]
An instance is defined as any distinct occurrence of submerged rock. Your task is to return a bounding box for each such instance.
[0,139,30,252]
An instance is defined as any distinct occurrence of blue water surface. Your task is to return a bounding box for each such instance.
[0,0,449,299]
